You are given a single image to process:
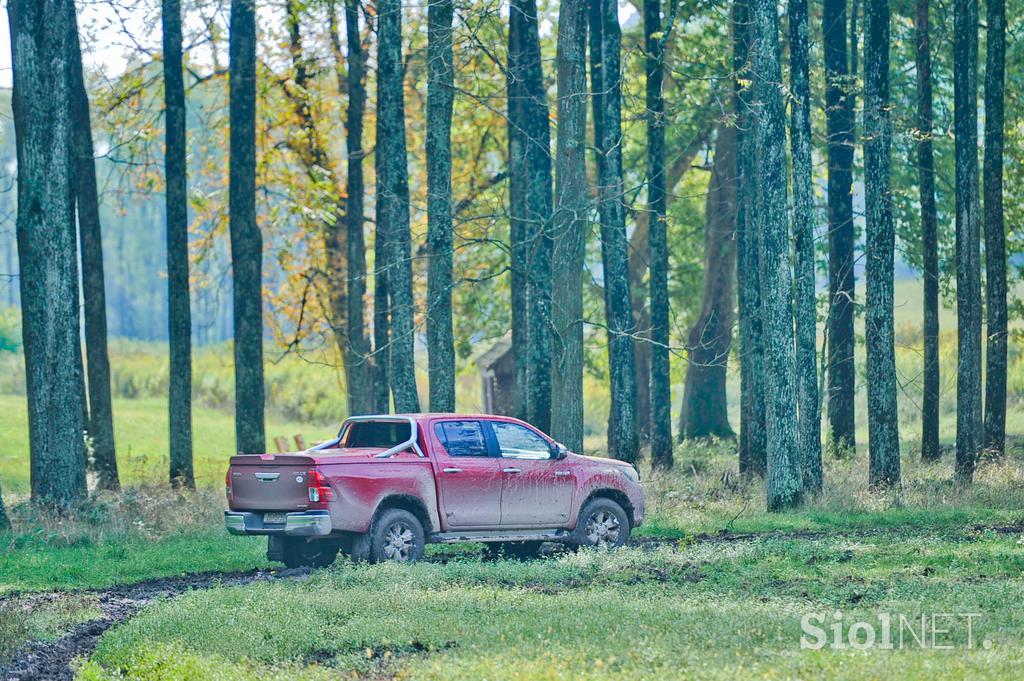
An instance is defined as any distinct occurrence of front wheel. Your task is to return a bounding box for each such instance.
[571,498,630,550]
[367,509,425,563]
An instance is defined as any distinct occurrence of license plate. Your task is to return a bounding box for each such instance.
[263,512,288,525]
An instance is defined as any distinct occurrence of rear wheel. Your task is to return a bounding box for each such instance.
[280,537,339,569]
[571,498,630,550]
[367,509,425,563]
[486,541,543,560]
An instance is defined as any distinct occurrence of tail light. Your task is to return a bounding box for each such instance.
[225,468,233,501]
[307,469,335,508]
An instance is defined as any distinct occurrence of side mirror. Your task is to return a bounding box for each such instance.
[550,442,568,460]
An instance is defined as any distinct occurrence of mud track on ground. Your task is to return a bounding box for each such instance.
[3,521,1021,679]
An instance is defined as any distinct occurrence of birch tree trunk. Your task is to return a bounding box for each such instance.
[953,0,981,482]
[914,0,941,462]
[551,0,588,453]
[10,0,88,506]
[426,0,456,413]
[983,0,1006,456]
[229,0,265,454]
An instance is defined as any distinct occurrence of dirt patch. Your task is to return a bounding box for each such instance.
[0,568,311,681]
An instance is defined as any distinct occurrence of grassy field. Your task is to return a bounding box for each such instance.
[0,395,335,495]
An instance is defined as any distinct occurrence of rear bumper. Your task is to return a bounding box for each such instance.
[224,510,332,537]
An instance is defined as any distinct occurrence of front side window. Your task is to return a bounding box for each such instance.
[492,422,552,460]
[435,421,490,457]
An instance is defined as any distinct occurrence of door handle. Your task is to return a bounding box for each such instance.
[502,467,522,474]
[443,467,462,474]
[554,471,571,477]
[254,472,280,482]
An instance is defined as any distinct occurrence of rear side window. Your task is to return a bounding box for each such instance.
[345,421,412,448]
[435,421,489,457]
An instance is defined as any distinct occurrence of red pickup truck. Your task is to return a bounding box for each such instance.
[225,414,644,567]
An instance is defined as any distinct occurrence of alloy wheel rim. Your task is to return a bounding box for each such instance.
[585,510,620,547]
[383,521,415,561]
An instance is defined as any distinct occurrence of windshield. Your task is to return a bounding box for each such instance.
[341,420,413,449]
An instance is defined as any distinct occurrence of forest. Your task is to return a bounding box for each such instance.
[0,0,1023,678]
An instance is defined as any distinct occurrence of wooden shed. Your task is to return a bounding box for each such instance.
[477,333,515,415]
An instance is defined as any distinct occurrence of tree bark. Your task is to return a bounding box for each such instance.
[734,0,766,477]
[508,5,529,423]
[915,0,940,462]
[229,0,265,454]
[340,0,375,416]
[376,0,420,413]
[864,0,900,488]
[680,125,737,442]
[68,12,118,490]
[10,0,88,506]
[426,0,456,413]
[163,0,193,487]
[551,0,588,453]
[645,0,673,466]
[824,0,856,453]
[789,0,821,493]
[983,0,1006,456]
[953,0,981,482]
[0,482,8,530]
[507,0,553,432]
[751,0,801,511]
[593,0,639,463]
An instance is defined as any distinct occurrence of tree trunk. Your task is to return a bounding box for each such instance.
[341,0,375,416]
[751,0,801,511]
[426,0,456,413]
[915,0,940,462]
[373,247,391,413]
[789,0,821,493]
[376,0,420,413]
[734,0,766,477]
[229,0,265,454]
[9,0,88,507]
[593,0,639,463]
[69,13,118,491]
[551,0,588,454]
[953,0,981,482]
[864,0,900,488]
[645,0,673,466]
[983,0,1006,456]
[508,6,529,423]
[680,125,737,442]
[824,0,856,453]
[163,0,193,487]
[0,482,8,530]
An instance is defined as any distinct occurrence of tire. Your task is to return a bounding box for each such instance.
[368,509,425,563]
[571,498,630,550]
[280,537,339,569]
[486,541,543,560]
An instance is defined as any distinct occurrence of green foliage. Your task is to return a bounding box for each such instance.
[0,308,19,352]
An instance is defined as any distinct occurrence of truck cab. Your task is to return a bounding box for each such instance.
[225,414,644,567]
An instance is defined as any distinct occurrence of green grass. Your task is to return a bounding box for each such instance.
[77,531,1024,680]
[0,593,101,664]
[0,395,335,495]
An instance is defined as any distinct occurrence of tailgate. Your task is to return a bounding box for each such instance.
[229,455,315,511]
